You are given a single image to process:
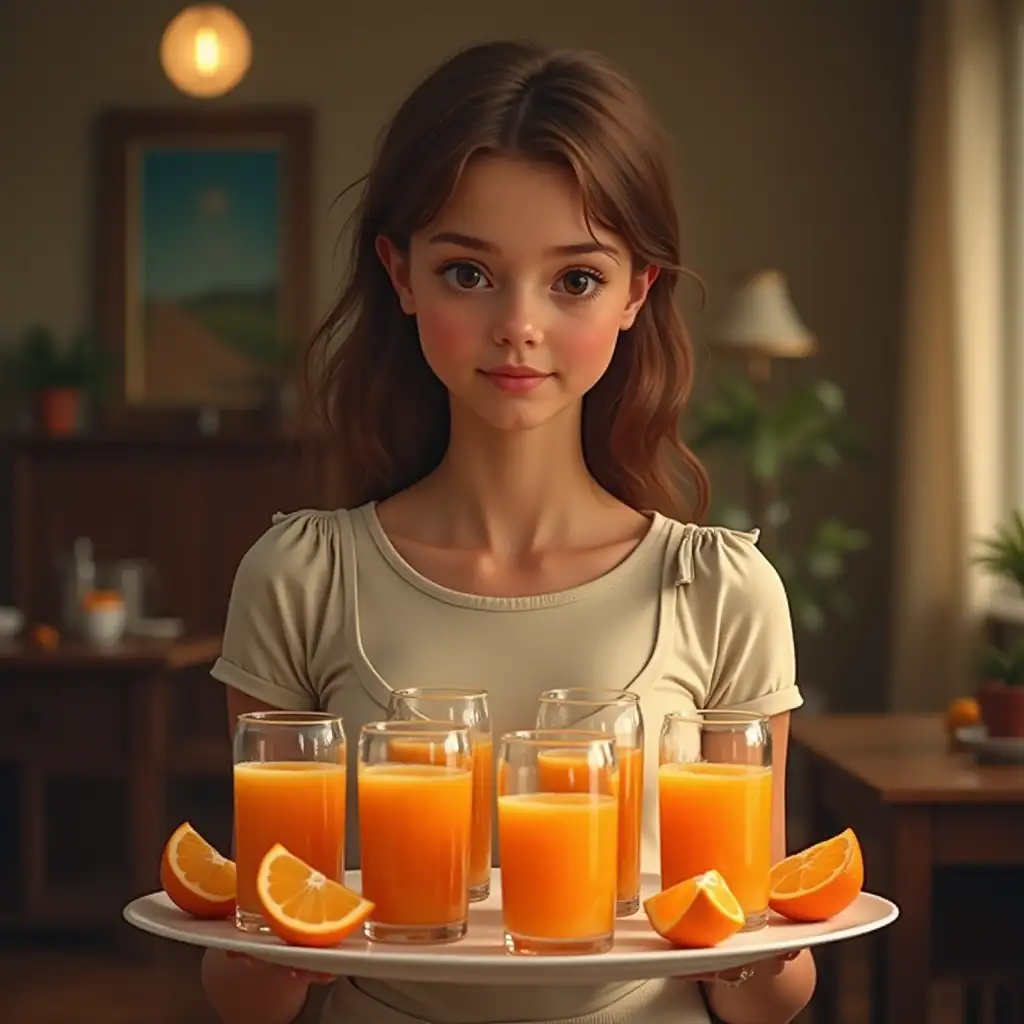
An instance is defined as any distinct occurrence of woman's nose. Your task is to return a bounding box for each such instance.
[491,288,544,348]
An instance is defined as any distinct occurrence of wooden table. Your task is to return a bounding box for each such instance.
[0,634,224,931]
[792,714,1024,1024]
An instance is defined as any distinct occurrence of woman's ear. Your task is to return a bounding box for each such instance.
[619,265,660,330]
[375,235,416,315]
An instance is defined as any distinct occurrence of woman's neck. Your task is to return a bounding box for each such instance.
[421,404,609,555]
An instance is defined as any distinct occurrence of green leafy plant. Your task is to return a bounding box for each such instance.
[689,374,868,636]
[977,639,1024,687]
[2,325,114,395]
[973,510,1024,593]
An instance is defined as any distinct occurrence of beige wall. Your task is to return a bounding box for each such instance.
[0,0,918,709]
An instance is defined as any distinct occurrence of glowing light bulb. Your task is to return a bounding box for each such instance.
[193,28,222,76]
[160,5,251,99]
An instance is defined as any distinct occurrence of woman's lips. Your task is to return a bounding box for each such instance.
[479,370,552,393]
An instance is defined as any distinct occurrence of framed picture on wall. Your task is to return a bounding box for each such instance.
[94,108,313,419]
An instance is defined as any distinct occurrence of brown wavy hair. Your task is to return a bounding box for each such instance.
[306,39,709,521]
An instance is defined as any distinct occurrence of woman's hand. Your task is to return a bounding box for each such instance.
[201,947,334,1024]
[690,949,801,986]
[224,950,336,985]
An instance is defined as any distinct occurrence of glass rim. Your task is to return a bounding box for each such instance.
[538,687,640,707]
[360,719,471,737]
[237,710,344,728]
[663,709,769,727]
[500,728,615,749]
[389,686,489,702]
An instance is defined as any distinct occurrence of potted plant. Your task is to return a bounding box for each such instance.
[974,509,1024,592]
[975,640,1024,738]
[2,326,112,436]
[973,511,1024,737]
[688,375,868,708]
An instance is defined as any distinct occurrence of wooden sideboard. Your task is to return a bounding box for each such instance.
[0,433,341,932]
[6,434,341,632]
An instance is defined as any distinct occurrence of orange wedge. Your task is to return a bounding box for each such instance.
[256,844,375,948]
[643,870,745,948]
[769,827,863,922]
[159,822,236,919]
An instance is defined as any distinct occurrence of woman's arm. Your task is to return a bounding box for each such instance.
[702,713,817,1024]
[201,689,317,1024]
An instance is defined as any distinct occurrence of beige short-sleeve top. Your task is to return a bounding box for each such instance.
[211,503,802,1024]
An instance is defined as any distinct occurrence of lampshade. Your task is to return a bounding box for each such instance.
[707,270,816,360]
[160,4,252,99]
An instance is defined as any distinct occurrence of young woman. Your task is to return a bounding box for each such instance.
[201,39,815,1024]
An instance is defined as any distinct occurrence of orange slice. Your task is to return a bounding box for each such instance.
[256,844,375,948]
[769,827,863,922]
[159,822,236,919]
[643,870,745,948]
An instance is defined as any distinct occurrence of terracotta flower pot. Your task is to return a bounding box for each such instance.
[976,680,1024,739]
[36,387,81,436]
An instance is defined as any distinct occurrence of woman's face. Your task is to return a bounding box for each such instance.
[377,154,657,434]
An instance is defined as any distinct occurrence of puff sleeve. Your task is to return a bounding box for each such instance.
[685,526,802,716]
[210,510,343,711]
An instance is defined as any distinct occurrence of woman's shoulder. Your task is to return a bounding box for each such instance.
[234,507,355,587]
[659,516,798,710]
[658,517,783,597]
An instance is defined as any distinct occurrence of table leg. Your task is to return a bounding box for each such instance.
[129,670,169,895]
[872,808,932,1024]
[123,670,170,959]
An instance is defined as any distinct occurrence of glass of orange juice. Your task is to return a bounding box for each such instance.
[358,720,474,943]
[497,730,618,955]
[659,710,772,930]
[232,711,347,933]
[537,688,643,917]
[387,687,493,903]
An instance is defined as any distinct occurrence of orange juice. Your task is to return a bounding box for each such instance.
[359,763,473,928]
[536,746,641,905]
[614,747,643,904]
[658,762,772,917]
[385,735,493,893]
[233,761,347,919]
[469,737,493,892]
[498,792,617,943]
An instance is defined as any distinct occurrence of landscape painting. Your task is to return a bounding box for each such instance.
[138,145,281,408]
[95,110,313,414]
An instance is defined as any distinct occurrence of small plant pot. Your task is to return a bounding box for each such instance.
[976,680,1024,739]
[36,387,81,436]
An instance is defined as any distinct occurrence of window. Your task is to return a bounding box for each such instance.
[1007,0,1024,513]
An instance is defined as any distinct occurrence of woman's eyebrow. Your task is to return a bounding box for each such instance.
[427,231,620,259]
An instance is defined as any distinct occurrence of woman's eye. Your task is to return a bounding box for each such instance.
[443,263,488,290]
[558,270,600,297]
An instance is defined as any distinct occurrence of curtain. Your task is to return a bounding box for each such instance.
[889,0,1007,710]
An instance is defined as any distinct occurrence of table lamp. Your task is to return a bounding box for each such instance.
[706,270,816,383]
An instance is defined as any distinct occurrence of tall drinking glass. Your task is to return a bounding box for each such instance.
[659,710,773,930]
[537,688,644,916]
[387,687,493,902]
[497,730,618,955]
[232,711,347,933]
[358,720,473,943]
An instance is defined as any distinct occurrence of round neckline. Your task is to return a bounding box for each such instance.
[358,502,669,611]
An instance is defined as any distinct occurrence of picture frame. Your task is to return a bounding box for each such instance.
[93,108,313,423]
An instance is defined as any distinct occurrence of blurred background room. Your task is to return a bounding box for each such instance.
[0,1,1022,1021]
